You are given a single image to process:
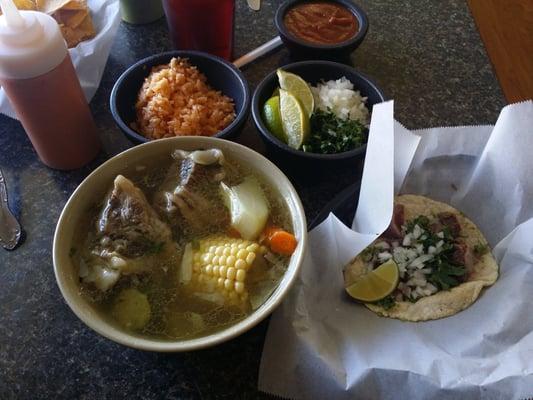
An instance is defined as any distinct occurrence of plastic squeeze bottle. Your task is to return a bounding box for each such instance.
[0,0,100,170]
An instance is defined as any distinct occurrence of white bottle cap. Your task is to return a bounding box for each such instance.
[0,0,67,80]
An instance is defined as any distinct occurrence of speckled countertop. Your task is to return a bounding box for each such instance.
[0,1,505,399]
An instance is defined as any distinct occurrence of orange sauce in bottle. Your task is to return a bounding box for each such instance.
[1,55,100,170]
[0,8,100,170]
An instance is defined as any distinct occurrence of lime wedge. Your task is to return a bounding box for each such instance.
[277,69,314,118]
[279,89,310,149]
[262,96,286,142]
[345,259,399,302]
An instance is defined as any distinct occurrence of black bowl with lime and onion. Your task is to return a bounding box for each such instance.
[251,61,385,167]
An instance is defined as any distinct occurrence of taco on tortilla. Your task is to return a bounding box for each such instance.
[344,195,498,321]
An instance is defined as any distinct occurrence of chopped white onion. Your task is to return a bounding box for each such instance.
[426,283,438,294]
[409,254,434,269]
[413,270,425,280]
[402,234,412,247]
[378,252,393,261]
[416,286,427,296]
[375,241,390,250]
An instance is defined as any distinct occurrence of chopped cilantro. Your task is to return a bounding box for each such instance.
[146,241,165,255]
[440,226,454,240]
[302,109,367,154]
[474,243,489,257]
[403,214,468,294]
[420,234,440,249]
[375,295,396,310]
[361,246,375,262]
[405,215,430,233]
[427,260,466,290]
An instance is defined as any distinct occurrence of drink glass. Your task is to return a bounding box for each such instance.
[162,0,235,60]
[120,0,165,25]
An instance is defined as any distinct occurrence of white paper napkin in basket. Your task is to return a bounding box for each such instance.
[259,100,533,399]
[0,0,120,119]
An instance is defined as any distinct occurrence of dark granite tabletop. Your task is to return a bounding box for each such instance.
[0,1,506,399]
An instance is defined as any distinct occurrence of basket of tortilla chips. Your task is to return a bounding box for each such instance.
[5,0,95,47]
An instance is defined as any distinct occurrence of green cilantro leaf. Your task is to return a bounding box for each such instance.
[303,109,368,154]
[474,242,489,257]
[375,295,396,310]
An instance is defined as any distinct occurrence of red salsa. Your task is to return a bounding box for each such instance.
[284,2,358,45]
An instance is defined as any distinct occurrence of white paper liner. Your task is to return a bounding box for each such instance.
[259,100,533,399]
[0,0,120,119]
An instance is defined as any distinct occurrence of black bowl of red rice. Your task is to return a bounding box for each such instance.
[110,51,250,144]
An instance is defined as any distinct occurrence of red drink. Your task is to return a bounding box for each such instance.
[162,0,235,60]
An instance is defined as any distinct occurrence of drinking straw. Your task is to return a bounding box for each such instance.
[246,0,261,11]
[233,36,283,69]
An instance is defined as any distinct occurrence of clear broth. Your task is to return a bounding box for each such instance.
[73,152,293,340]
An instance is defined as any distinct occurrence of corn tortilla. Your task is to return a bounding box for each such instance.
[59,12,94,47]
[55,8,88,29]
[29,0,95,47]
[344,195,499,321]
[60,0,87,11]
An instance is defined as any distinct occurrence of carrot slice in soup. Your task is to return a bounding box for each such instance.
[269,230,297,255]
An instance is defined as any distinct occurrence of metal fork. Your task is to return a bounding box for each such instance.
[0,168,21,250]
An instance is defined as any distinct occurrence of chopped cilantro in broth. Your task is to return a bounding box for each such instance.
[303,109,368,154]
[74,151,293,340]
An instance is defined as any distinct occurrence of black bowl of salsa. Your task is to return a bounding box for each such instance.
[275,0,369,59]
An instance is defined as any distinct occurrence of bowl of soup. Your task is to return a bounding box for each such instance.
[53,137,307,352]
[275,0,369,59]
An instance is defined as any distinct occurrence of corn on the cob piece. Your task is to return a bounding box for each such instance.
[187,235,267,306]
